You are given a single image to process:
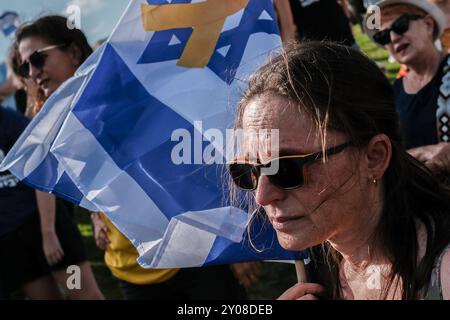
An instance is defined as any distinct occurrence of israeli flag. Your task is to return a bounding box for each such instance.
[0,11,20,38]
[1,0,306,268]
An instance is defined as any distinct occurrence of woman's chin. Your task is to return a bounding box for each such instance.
[276,231,310,252]
[394,51,416,66]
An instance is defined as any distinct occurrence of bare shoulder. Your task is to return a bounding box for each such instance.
[441,248,450,300]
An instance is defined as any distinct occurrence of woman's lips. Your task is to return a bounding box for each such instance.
[395,43,409,54]
[271,216,304,232]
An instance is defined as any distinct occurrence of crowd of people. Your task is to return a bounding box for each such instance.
[0,0,449,300]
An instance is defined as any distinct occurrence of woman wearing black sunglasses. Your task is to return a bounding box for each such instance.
[364,1,450,178]
[228,42,450,299]
[16,17,92,100]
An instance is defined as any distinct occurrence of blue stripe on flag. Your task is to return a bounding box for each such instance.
[204,214,307,265]
[0,11,17,20]
[0,11,19,37]
[208,0,280,84]
[72,44,224,218]
[138,0,280,84]
[3,25,16,36]
[1,0,307,267]
[23,154,95,210]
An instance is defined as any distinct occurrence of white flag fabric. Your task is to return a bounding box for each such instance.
[1,0,306,268]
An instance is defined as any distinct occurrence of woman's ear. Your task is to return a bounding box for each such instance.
[365,134,392,180]
[423,15,437,38]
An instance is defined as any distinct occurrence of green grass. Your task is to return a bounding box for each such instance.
[353,25,400,81]
[74,25,399,300]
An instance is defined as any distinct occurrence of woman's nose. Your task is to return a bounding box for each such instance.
[390,30,402,43]
[29,64,41,82]
[255,175,285,207]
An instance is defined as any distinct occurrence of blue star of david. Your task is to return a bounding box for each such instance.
[137,0,279,84]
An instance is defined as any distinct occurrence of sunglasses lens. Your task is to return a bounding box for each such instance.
[18,62,30,78]
[29,52,46,69]
[373,14,417,46]
[269,158,305,189]
[229,163,258,190]
[391,15,410,36]
[18,52,47,79]
[373,30,391,46]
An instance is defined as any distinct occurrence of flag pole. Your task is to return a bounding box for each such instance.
[295,260,307,283]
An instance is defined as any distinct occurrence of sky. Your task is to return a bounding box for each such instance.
[0,0,130,61]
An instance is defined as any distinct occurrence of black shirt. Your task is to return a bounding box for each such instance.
[288,0,355,46]
[0,106,37,237]
[393,55,450,149]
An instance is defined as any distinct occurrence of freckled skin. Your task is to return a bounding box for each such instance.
[18,37,79,98]
[241,93,381,253]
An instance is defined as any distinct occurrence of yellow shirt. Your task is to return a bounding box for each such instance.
[100,213,179,285]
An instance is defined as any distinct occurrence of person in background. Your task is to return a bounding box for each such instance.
[274,0,356,47]
[0,63,19,111]
[0,71,14,101]
[274,0,298,44]
[347,0,367,26]
[364,1,450,176]
[4,44,40,116]
[0,103,102,299]
[91,212,258,300]
[8,43,45,118]
[10,15,105,299]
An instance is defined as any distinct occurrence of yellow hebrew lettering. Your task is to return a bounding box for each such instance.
[141,0,249,68]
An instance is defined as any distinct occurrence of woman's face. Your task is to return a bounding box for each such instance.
[18,36,78,97]
[380,12,436,65]
[240,93,375,251]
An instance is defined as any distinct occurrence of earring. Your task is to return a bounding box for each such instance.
[372,177,378,186]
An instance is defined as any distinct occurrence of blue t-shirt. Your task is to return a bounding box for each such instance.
[0,106,37,237]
